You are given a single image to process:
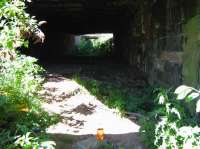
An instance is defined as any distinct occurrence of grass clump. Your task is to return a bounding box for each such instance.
[72,74,155,114]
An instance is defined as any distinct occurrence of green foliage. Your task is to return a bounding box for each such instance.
[139,115,156,149]
[0,1,57,148]
[0,131,55,149]
[0,54,59,148]
[140,86,200,149]
[4,131,56,149]
[74,36,113,56]
[0,0,38,50]
[0,54,44,117]
[154,92,200,149]
[0,130,56,149]
[0,102,59,148]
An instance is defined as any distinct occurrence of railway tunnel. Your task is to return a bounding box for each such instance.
[26,0,200,87]
[27,0,134,62]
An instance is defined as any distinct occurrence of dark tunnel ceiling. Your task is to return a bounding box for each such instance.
[28,0,137,33]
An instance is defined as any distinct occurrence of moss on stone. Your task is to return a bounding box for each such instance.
[183,15,200,87]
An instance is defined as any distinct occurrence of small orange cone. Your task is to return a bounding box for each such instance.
[96,128,104,141]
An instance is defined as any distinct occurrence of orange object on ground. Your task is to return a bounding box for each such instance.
[96,128,104,141]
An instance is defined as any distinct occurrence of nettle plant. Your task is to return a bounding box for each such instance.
[154,85,200,149]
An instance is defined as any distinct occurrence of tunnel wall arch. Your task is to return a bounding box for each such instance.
[28,0,200,87]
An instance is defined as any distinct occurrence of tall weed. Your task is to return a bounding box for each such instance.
[0,54,44,114]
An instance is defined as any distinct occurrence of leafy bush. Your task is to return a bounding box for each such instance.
[0,54,44,116]
[1,131,56,149]
[0,1,57,148]
[14,132,55,149]
[140,86,200,149]
[0,54,59,148]
[0,0,38,50]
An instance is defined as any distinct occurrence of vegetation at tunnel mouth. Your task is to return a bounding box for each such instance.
[72,34,113,57]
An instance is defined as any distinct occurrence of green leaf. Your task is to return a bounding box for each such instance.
[158,95,165,105]
[23,40,29,48]
[196,100,200,113]
[175,85,193,100]
[187,92,200,102]
[6,40,13,49]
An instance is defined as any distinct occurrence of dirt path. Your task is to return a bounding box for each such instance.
[40,64,146,149]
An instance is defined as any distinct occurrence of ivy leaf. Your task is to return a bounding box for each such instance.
[187,92,200,102]
[196,100,200,113]
[23,40,29,48]
[175,85,193,100]
[158,95,165,105]
[6,40,13,49]
[0,20,6,27]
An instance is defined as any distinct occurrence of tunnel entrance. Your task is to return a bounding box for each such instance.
[26,0,195,87]
[33,33,115,64]
[27,32,115,64]
[25,0,148,98]
[27,0,136,65]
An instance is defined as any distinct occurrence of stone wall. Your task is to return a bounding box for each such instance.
[125,0,200,87]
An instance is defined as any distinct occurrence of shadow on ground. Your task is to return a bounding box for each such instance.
[49,132,144,149]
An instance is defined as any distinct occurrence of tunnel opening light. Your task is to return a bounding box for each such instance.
[65,33,114,57]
